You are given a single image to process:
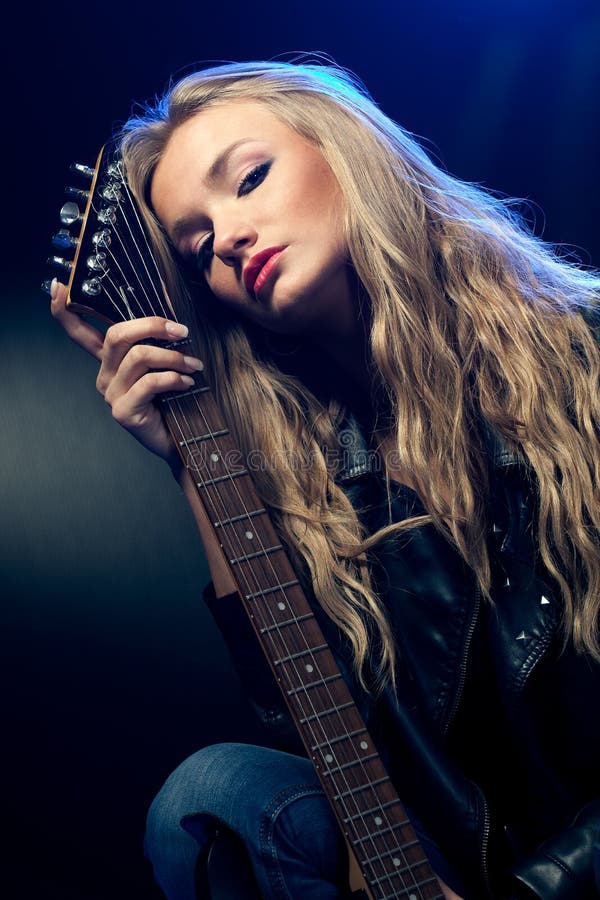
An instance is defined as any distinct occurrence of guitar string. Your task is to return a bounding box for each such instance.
[90,164,432,897]
[109,167,430,899]
[105,158,172,320]
[100,202,171,321]
[164,392,426,899]
[77,219,161,326]
[111,162,173,321]
[81,163,171,325]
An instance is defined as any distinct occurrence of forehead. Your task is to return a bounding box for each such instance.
[150,100,316,230]
[154,100,297,185]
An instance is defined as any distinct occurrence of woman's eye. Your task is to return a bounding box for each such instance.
[237,160,272,197]
[195,234,214,270]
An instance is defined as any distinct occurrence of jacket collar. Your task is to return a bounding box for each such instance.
[335,414,522,485]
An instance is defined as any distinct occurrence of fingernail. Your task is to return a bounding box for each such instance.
[181,375,195,386]
[183,356,204,371]
[165,321,189,337]
[50,277,58,300]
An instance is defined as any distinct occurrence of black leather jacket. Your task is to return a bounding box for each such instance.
[206,417,600,898]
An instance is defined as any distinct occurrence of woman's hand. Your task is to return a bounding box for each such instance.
[50,279,203,467]
[438,880,464,900]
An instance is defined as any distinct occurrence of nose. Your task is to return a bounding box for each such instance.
[212,212,258,266]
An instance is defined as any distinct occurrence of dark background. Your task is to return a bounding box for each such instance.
[2,1,600,897]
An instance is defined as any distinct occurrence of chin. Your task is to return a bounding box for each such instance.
[252,297,312,336]
[257,317,309,337]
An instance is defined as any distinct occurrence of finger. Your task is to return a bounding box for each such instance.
[98,315,191,391]
[101,343,203,403]
[50,279,105,361]
[110,370,197,434]
[101,315,190,367]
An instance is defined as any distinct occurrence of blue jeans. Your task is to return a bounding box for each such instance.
[144,743,350,899]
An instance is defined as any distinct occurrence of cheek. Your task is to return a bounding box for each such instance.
[296,158,343,221]
[207,264,243,306]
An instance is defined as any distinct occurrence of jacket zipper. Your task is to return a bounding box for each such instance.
[442,581,493,895]
[442,579,480,737]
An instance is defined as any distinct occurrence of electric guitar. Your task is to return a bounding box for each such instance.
[46,143,445,900]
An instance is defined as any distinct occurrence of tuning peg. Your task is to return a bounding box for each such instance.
[97,205,116,225]
[64,185,90,203]
[92,229,111,249]
[100,183,122,203]
[60,201,82,226]
[81,278,101,296]
[70,162,95,180]
[86,251,107,272]
[106,161,124,179]
[52,228,78,252]
[46,255,73,274]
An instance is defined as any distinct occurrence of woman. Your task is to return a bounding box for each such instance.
[50,59,600,898]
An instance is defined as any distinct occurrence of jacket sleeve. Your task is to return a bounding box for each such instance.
[203,584,306,756]
[507,799,600,898]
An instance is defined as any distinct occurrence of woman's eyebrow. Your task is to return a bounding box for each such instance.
[206,138,256,183]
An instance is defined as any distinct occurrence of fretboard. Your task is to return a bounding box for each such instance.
[161,379,444,900]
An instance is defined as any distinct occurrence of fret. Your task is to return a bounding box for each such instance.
[273,644,328,665]
[371,872,407,888]
[230,544,283,565]
[214,508,267,528]
[299,700,355,724]
[379,891,418,900]
[332,776,389,802]
[370,874,422,896]
[163,384,211,400]
[379,893,419,900]
[379,876,440,900]
[311,728,368,751]
[352,819,406,844]
[245,579,300,600]
[343,799,406,824]
[287,673,343,695]
[179,428,229,446]
[260,612,313,634]
[323,752,379,775]
[362,839,421,865]
[163,338,192,352]
[196,469,248,488]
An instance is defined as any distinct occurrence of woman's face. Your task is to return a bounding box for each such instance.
[151,100,354,336]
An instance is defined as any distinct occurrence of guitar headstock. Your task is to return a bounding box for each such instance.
[44,144,172,326]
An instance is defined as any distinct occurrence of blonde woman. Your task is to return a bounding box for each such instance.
[51,60,600,899]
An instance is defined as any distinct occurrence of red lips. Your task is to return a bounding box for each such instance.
[243,246,286,296]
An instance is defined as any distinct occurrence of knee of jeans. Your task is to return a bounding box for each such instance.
[144,744,233,863]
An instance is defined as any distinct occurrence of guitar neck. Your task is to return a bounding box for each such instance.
[160,386,443,900]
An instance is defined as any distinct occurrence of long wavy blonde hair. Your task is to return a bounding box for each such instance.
[120,59,600,690]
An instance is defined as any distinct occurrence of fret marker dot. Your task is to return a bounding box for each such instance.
[210,452,219,462]
[245,531,254,540]
[392,858,401,867]
[277,602,286,610]
[374,816,383,826]
[359,741,368,750]
[409,895,417,900]
[325,754,333,763]
[305,664,314,673]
